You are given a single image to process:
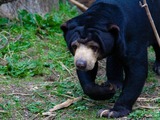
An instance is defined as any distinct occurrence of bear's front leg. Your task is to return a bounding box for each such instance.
[107,55,124,89]
[98,47,148,118]
[77,62,116,100]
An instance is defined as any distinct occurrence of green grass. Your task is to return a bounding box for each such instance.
[0,3,77,78]
[0,2,160,120]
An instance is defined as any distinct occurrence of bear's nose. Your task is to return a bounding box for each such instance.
[76,59,87,70]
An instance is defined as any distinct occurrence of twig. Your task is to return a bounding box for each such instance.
[7,93,33,96]
[51,91,93,102]
[59,62,75,77]
[0,110,7,113]
[69,0,88,12]
[140,0,160,47]
[0,31,10,50]
[137,97,160,102]
[42,112,53,116]
[14,34,22,42]
[43,114,56,120]
[151,97,160,101]
[137,97,149,102]
[51,91,75,99]
[0,35,8,50]
[135,105,159,109]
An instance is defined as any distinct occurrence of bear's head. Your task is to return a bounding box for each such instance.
[61,18,120,71]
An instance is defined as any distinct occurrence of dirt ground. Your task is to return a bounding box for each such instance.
[0,54,160,119]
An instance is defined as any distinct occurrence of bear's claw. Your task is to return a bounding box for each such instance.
[97,108,130,118]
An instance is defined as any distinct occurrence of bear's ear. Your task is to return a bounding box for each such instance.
[109,24,120,31]
[109,25,126,57]
[60,23,68,33]
[108,24,120,38]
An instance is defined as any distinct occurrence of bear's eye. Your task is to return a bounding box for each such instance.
[71,42,78,50]
[72,44,77,50]
[90,45,98,52]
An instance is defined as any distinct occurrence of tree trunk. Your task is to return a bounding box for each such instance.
[0,0,59,19]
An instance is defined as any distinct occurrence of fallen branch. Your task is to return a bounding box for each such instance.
[137,97,160,102]
[42,97,82,116]
[50,97,82,112]
[140,0,160,47]
[69,0,88,12]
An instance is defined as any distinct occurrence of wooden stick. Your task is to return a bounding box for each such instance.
[69,0,88,12]
[134,105,159,109]
[137,97,160,102]
[7,93,33,96]
[51,91,93,102]
[140,0,160,47]
[49,97,82,112]
[42,97,82,117]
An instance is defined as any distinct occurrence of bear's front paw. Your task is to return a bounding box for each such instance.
[97,108,130,118]
[153,60,160,75]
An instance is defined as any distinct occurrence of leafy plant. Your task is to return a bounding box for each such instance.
[26,102,43,113]
[129,109,160,119]
[0,2,78,78]
[0,18,9,26]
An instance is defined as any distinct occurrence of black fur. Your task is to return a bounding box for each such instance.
[61,0,160,118]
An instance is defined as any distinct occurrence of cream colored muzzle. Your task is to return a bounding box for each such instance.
[74,44,99,71]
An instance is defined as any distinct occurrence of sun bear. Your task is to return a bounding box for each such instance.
[60,0,160,118]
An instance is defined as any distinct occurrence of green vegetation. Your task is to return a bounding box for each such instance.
[0,2,159,120]
[0,2,77,77]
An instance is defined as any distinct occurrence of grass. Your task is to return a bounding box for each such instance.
[0,2,160,120]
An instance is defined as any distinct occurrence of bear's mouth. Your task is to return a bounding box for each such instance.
[71,40,100,71]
